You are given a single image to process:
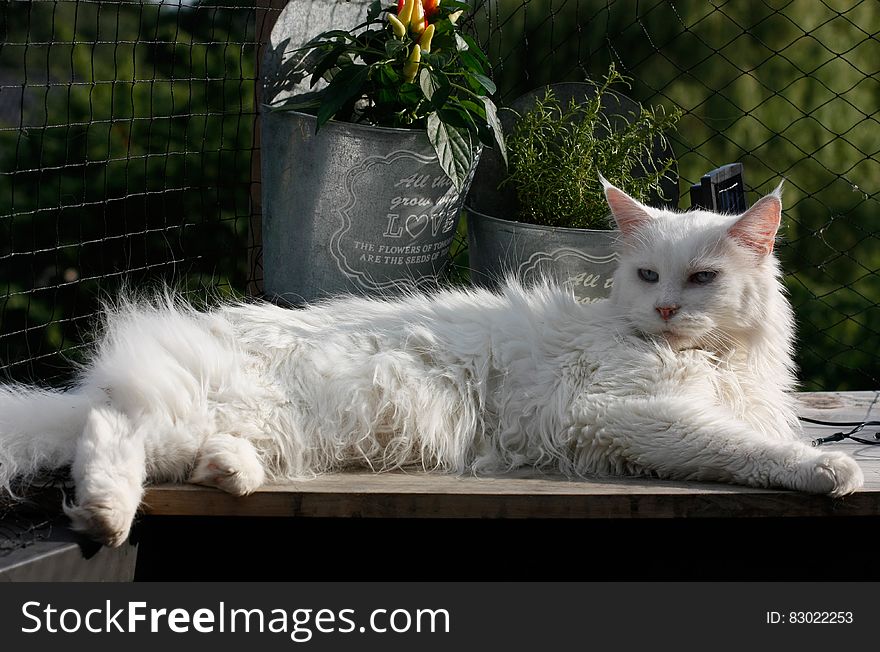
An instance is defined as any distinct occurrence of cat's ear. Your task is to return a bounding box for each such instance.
[600,174,652,237]
[727,182,783,255]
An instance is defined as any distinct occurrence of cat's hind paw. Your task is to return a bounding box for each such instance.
[64,500,136,548]
[188,434,266,496]
[798,451,864,497]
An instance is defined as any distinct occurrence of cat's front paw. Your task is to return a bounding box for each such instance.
[796,451,864,497]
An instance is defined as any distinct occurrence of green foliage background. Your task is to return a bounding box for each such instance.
[1,0,878,389]
[0,0,255,381]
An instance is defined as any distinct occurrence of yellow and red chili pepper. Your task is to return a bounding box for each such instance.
[402,44,421,83]
[423,0,441,19]
[388,14,407,38]
[418,24,435,54]
[392,1,438,83]
[410,0,426,34]
[397,0,430,34]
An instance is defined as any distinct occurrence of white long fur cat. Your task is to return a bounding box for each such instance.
[0,179,864,546]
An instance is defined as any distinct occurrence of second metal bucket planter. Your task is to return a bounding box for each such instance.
[467,210,620,304]
[464,81,678,304]
[261,109,478,304]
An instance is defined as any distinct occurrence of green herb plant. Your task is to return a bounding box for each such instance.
[503,65,681,229]
[273,0,505,191]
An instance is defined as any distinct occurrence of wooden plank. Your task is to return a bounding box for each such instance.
[141,391,880,519]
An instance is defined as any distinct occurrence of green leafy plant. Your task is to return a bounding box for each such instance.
[274,0,505,191]
[503,65,681,229]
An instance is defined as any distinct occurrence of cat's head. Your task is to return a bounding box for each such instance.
[603,176,790,352]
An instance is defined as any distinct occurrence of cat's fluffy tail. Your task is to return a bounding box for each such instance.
[0,384,96,492]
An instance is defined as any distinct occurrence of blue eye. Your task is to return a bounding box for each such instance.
[689,270,717,284]
[638,268,659,283]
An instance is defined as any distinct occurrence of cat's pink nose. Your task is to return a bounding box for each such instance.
[656,305,679,321]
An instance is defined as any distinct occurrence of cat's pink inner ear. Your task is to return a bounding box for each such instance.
[605,186,652,237]
[728,194,782,255]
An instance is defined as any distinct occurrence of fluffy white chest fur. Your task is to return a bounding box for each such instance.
[0,180,863,546]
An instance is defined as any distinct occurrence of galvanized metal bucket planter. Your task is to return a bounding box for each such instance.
[261,109,478,304]
[465,81,677,304]
[467,209,620,304]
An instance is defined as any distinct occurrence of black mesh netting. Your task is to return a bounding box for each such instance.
[1,0,878,393]
[0,0,261,388]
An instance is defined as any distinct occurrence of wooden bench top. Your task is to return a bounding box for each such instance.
[141,391,880,519]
